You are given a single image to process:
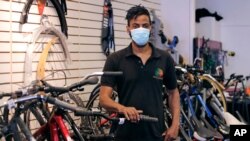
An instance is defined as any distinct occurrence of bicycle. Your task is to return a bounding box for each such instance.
[24,71,122,141]
[0,89,158,141]
[1,75,98,141]
[175,66,227,140]
[0,91,37,141]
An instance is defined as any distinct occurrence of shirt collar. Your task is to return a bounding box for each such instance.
[125,42,161,58]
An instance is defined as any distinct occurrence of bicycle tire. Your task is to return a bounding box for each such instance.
[84,87,117,135]
[55,93,85,141]
[88,83,101,102]
[67,92,85,127]
[199,75,227,111]
[24,101,50,133]
[163,101,193,141]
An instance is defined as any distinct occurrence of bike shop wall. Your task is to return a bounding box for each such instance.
[3,0,247,102]
[160,0,196,65]
[0,0,161,103]
[195,0,250,78]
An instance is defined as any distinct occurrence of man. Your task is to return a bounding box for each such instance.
[99,5,180,141]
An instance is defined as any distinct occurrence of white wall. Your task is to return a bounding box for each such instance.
[196,0,250,77]
[0,0,160,93]
[160,0,195,64]
[0,0,161,131]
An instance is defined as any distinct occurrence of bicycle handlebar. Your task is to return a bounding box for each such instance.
[0,94,158,125]
[102,71,123,76]
[40,76,99,95]
[0,88,32,99]
[74,109,158,124]
[224,74,245,88]
[82,71,123,80]
[0,94,85,111]
[175,65,205,75]
[2,71,120,98]
[246,76,250,80]
[186,67,205,74]
[0,93,13,99]
[0,77,98,102]
[69,76,99,91]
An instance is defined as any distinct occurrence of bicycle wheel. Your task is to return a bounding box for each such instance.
[163,94,193,141]
[24,35,73,133]
[54,93,86,141]
[198,75,227,112]
[66,92,85,128]
[84,86,118,135]
[24,100,50,136]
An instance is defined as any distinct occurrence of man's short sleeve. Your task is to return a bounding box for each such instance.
[101,54,117,88]
[163,55,177,90]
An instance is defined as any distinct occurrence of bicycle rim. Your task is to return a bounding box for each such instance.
[85,88,118,135]
[199,76,227,111]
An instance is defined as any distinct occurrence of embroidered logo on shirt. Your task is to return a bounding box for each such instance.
[153,68,164,80]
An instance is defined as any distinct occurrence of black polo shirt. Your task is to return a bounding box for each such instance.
[101,43,177,141]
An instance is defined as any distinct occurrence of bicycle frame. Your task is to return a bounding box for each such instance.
[180,86,222,140]
[33,111,72,141]
[1,103,36,141]
[32,105,86,141]
[182,85,218,128]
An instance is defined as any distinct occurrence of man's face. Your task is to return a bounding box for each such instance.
[127,15,151,32]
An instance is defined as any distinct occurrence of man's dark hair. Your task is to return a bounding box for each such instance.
[125,5,151,26]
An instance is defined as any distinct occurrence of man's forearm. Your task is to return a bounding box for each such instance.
[99,86,125,113]
[168,88,180,127]
[100,95,125,113]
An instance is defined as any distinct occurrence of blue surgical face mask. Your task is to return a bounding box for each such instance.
[130,27,150,47]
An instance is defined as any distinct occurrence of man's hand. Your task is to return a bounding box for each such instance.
[162,125,179,141]
[164,88,180,141]
[119,107,143,122]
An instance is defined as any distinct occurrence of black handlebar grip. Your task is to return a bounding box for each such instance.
[69,77,99,91]
[186,66,205,74]
[103,71,123,76]
[139,115,158,122]
[88,134,115,140]
[41,80,69,94]
[230,73,236,79]
[0,93,12,99]
[235,75,243,79]
[74,108,100,116]
[45,86,69,94]
[246,76,250,80]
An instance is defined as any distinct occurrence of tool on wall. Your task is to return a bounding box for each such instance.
[150,10,180,64]
[196,8,223,23]
[150,9,165,50]
[194,37,227,74]
[101,0,115,56]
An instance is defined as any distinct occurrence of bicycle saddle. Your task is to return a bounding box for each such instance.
[222,111,245,126]
[190,115,215,140]
[200,117,224,140]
